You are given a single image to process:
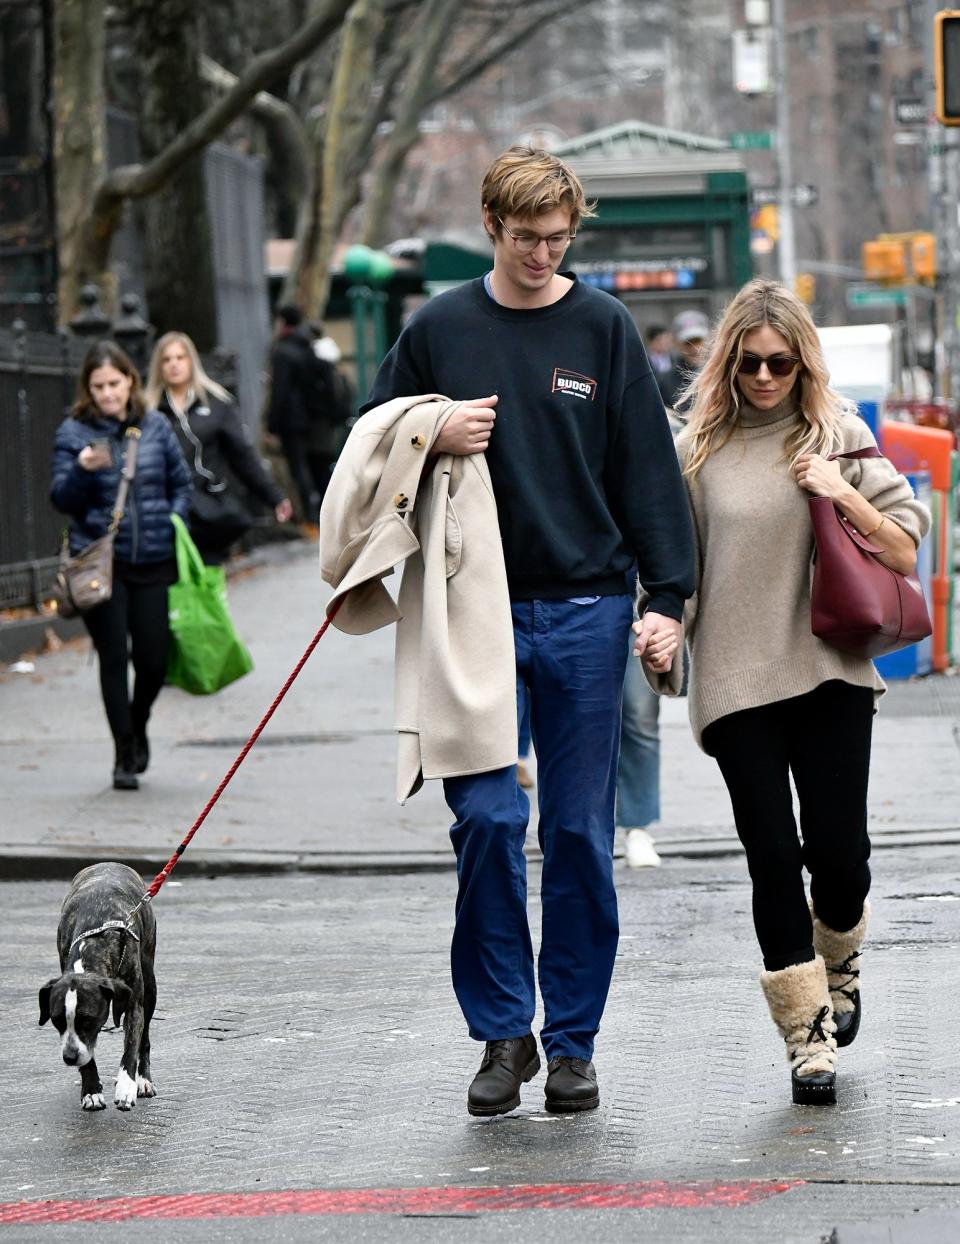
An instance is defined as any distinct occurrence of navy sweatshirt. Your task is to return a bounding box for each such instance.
[363,276,695,619]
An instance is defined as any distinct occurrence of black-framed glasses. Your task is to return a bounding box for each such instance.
[733,352,801,377]
[497,216,576,254]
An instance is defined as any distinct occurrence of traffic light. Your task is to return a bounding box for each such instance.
[935,10,960,125]
[862,239,907,282]
[794,273,816,304]
[911,232,937,283]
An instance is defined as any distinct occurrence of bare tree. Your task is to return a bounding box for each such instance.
[52,0,353,320]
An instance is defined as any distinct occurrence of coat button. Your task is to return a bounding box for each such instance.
[410,433,425,449]
[394,493,409,511]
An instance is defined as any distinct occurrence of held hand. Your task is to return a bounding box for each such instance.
[632,612,682,673]
[432,395,498,456]
[275,498,293,523]
[794,453,848,500]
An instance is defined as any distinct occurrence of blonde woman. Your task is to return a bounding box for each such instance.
[663,279,929,1105]
[146,333,292,564]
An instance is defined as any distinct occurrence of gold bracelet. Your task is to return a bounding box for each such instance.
[861,515,885,539]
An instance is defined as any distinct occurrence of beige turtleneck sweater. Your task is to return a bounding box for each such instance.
[675,397,930,749]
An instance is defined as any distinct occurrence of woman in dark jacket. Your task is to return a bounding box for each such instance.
[146,332,292,564]
[50,341,191,790]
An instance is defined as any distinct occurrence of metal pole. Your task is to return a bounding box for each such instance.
[926,0,946,396]
[347,286,371,401]
[945,128,960,400]
[771,0,796,287]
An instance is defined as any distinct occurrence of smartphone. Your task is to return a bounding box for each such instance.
[84,439,113,470]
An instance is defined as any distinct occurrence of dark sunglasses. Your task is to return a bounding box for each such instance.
[733,352,801,377]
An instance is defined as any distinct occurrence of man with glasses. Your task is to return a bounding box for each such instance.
[362,146,694,1116]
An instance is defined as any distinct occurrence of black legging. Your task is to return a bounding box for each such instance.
[83,572,171,746]
[702,680,874,972]
[280,433,333,520]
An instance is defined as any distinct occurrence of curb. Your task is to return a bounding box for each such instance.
[4,825,960,883]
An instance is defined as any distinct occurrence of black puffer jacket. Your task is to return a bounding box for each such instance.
[50,410,191,563]
[157,391,283,509]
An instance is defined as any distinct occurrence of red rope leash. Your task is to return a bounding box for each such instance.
[140,597,345,904]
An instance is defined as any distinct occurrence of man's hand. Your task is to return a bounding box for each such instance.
[432,395,498,456]
[632,611,682,673]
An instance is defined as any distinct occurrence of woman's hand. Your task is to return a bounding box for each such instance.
[794,453,850,501]
[78,444,112,472]
[632,613,681,673]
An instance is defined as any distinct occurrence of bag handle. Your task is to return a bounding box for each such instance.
[107,426,142,535]
[171,512,206,584]
[827,446,883,462]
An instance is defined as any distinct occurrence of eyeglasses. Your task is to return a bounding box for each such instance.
[733,352,801,377]
[497,216,576,254]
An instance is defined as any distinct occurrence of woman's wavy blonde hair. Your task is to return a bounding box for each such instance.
[678,278,851,481]
[145,331,232,410]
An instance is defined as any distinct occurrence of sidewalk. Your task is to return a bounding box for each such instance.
[1,541,959,880]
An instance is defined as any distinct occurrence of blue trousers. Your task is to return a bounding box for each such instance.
[443,595,632,1060]
[616,633,661,828]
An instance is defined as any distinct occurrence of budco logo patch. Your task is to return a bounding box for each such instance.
[552,368,597,401]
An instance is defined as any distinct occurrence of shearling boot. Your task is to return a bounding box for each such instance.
[812,900,868,1049]
[760,956,837,1105]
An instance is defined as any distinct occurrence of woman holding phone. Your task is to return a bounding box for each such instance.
[50,341,191,790]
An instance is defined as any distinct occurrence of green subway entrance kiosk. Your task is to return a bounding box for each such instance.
[554,121,752,334]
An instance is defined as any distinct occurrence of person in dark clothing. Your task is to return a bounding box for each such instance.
[146,332,292,564]
[267,304,336,522]
[50,341,192,790]
[363,146,695,1117]
[658,308,710,409]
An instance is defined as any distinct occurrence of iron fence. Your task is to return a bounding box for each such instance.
[0,324,86,608]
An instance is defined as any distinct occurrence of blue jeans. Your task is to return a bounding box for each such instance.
[443,595,632,1061]
[616,634,661,829]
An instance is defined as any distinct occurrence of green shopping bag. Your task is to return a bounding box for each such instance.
[167,514,254,695]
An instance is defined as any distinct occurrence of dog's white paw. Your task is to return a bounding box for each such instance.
[136,1076,156,1098]
[81,1093,106,1111]
[114,1069,137,1110]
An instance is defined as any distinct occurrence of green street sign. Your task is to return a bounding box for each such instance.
[729,130,773,149]
[847,285,909,308]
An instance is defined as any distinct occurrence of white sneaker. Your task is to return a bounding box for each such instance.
[624,827,661,869]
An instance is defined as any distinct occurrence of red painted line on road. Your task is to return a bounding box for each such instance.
[0,1180,802,1224]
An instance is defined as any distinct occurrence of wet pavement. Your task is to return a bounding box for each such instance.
[2,539,960,1240]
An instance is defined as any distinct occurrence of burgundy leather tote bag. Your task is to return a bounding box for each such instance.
[809,447,931,659]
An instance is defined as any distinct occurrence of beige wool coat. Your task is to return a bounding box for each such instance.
[319,394,517,801]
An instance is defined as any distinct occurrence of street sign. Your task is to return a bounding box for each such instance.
[895,96,928,126]
[847,285,909,308]
[730,129,773,149]
[790,183,818,207]
[751,184,818,207]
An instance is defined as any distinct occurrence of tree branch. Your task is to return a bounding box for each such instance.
[200,53,310,202]
[427,0,584,107]
[96,0,352,208]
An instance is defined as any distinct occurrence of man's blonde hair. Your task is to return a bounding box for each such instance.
[481,146,595,236]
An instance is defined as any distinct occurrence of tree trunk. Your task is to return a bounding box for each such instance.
[52,0,111,320]
[359,0,460,248]
[286,0,384,316]
[132,0,218,351]
[61,0,352,331]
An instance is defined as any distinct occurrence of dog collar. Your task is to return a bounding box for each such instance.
[69,919,140,949]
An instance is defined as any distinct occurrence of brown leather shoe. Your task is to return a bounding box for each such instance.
[544,1056,599,1113]
[467,1035,540,1116]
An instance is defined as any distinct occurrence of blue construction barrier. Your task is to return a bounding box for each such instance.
[874,470,934,680]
